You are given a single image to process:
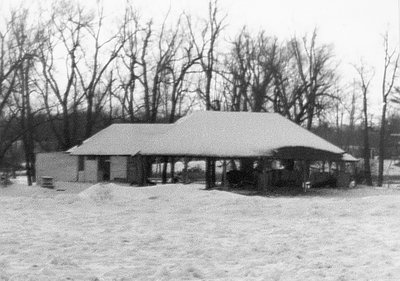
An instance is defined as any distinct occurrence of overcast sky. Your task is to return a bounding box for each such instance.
[102,0,400,63]
[2,0,400,114]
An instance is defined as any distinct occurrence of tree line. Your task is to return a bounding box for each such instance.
[0,0,399,186]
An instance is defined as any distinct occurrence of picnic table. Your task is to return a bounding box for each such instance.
[41,176,54,189]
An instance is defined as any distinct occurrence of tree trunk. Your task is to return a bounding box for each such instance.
[62,105,71,150]
[20,61,34,186]
[205,71,212,110]
[363,91,373,186]
[377,102,387,186]
[306,106,314,130]
[85,92,94,138]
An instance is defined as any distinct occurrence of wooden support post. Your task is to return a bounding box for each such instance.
[339,161,345,172]
[255,158,264,192]
[182,156,189,184]
[221,159,227,187]
[205,157,212,189]
[161,156,168,184]
[211,158,216,186]
[170,157,175,182]
[137,155,146,186]
[302,160,311,192]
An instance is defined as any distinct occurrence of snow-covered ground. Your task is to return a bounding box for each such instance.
[1,180,400,280]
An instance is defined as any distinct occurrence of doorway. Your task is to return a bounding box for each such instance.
[98,156,110,181]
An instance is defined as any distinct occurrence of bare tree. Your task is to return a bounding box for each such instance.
[354,63,374,186]
[377,33,399,186]
[332,82,362,150]
[165,19,201,123]
[187,0,225,110]
[247,32,278,112]
[289,29,337,129]
[37,0,90,149]
[237,29,340,127]
[75,4,126,138]
[0,28,20,116]
[148,19,180,122]
[224,28,279,112]
[0,15,26,165]
[9,8,45,185]
[116,5,141,122]
[134,16,179,123]
[221,27,251,111]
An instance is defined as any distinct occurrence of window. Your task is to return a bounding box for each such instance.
[78,156,84,171]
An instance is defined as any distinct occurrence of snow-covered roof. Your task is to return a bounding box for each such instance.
[140,111,352,161]
[69,124,172,156]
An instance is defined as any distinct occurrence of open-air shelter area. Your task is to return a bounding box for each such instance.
[138,111,358,190]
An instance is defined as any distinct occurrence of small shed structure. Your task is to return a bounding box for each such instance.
[69,123,171,183]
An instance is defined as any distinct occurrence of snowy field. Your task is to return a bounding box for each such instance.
[1,180,400,280]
